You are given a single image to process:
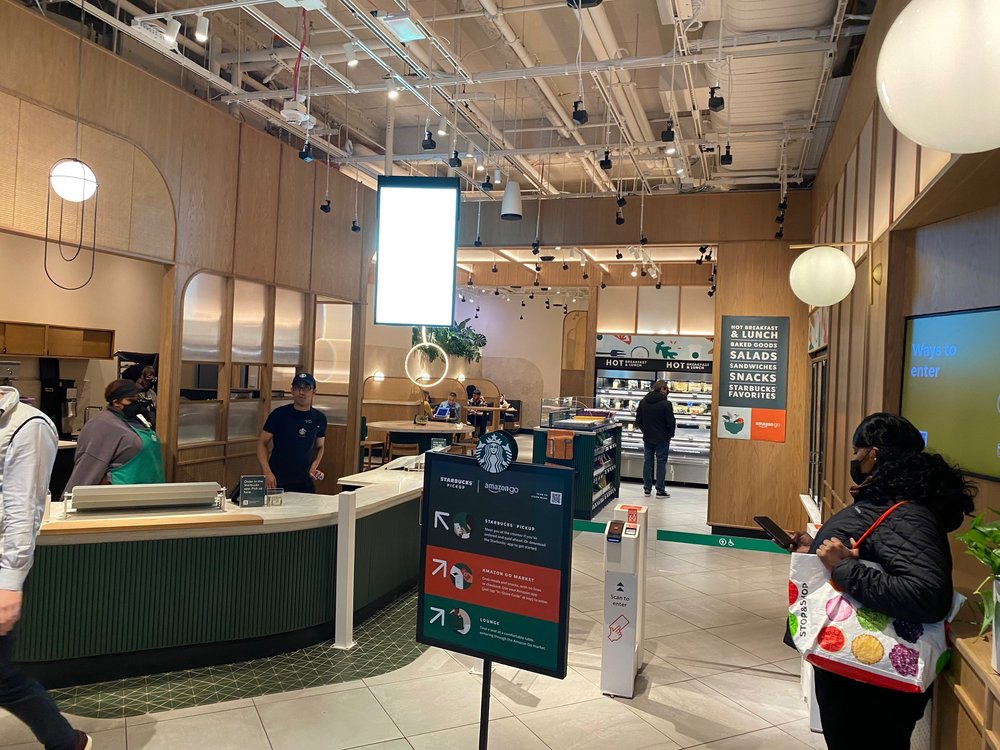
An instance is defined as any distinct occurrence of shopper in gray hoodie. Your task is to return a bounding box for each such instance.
[635,380,676,498]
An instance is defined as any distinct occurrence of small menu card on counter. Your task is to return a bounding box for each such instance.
[239,475,266,507]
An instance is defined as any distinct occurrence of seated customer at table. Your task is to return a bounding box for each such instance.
[65,379,165,493]
[467,390,489,437]
[432,392,460,421]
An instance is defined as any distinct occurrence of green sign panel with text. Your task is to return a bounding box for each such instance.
[416,452,575,678]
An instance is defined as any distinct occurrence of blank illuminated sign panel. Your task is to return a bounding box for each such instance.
[374,176,460,327]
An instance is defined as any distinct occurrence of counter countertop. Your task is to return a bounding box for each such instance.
[339,454,428,489]
[37,481,422,545]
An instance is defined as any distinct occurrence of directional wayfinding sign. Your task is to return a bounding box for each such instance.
[417,451,575,678]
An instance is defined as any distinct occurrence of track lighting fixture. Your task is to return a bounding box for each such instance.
[616,194,627,208]
[531,239,541,255]
[708,286,716,297]
[695,256,704,266]
[494,288,500,296]
[519,314,524,320]
[630,264,638,278]
[195,13,210,43]
[319,198,331,213]
[482,174,494,191]
[506,296,511,302]
[449,151,462,168]
[164,16,181,45]
[475,312,479,318]
[491,262,498,273]
[775,213,785,224]
[615,249,623,260]
[474,235,483,248]
[640,267,647,277]
[649,266,658,279]
[493,167,502,185]
[778,197,788,211]
[474,154,484,172]
[458,292,465,302]
[615,209,625,226]
[599,151,612,170]
[545,299,550,309]
[562,262,569,271]
[387,80,399,100]
[351,219,360,232]
[467,275,474,287]
[640,235,648,246]
[529,293,534,300]
[699,245,708,253]
[421,129,436,151]
[719,143,733,166]
[436,115,448,137]
[572,99,588,125]
[534,263,541,272]
[299,142,313,162]
[655,281,662,290]
[344,42,358,67]
[774,227,784,240]
[708,86,725,113]
[521,300,526,307]
[582,269,589,280]
[660,122,675,142]
[563,308,568,316]
[476,305,480,312]
[600,280,607,289]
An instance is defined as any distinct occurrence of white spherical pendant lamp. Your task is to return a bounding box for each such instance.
[500,181,522,220]
[876,0,1000,154]
[49,159,98,203]
[789,246,856,307]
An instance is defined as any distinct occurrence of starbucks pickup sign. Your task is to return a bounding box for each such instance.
[417,451,575,678]
[717,315,789,442]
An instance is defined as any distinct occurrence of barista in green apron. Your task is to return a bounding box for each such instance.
[65,379,166,492]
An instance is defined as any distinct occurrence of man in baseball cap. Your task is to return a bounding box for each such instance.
[256,373,326,492]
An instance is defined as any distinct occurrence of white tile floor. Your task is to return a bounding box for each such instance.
[1,481,822,750]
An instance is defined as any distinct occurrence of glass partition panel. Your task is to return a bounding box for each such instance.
[270,365,298,396]
[182,273,225,361]
[313,394,348,425]
[179,363,220,400]
[274,288,306,365]
[314,302,352,388]
[228,399,263,439]
[232,280,266,363]
[178,401,221,444]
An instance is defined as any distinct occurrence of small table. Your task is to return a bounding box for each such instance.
[466,405,518,432]
[367,420,475,453]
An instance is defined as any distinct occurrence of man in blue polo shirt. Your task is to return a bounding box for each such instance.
[256,373,327,493]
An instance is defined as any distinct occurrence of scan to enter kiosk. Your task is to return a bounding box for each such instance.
[601,503,647,698]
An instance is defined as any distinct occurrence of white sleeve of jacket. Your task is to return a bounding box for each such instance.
[0,419,58,591]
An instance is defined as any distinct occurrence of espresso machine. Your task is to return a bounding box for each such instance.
[38,357,78,440]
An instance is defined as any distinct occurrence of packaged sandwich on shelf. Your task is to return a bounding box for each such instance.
[689,382,702,393]
[674,404,690,414]
[627,379,639,390]
[689,403,708,415]
[673,381,690,393]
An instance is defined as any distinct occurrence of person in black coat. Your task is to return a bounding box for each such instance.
[790,413,976,750]
[635,380,676,498]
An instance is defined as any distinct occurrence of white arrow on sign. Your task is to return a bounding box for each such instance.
[432,559,448,577]
[430,607,446,625]
[434,511,451,530]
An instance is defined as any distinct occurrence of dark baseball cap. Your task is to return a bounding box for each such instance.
[291,372,317,389]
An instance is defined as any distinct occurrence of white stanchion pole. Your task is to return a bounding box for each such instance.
[334,490,358,650]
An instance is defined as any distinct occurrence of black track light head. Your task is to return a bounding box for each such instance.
[695,257,704,266]
[466,276,474,287]
[474,235,483,248]
[494,288,500,296]
[615,209,625,226]
[572,99,588,125]
[475,305,480,312]
[616,194,627,208]
[655,281,662,290]
[582,271,589,280]
[482,176,493,191]
[474,313,479,318]
[775,213,785,223]
[421,131,436,150]
[640,268,647,277]
[778,198,788,211]
[299,142,314,162]
[519,314,524,320]
[600,150,613,171]
[561,262,569,271]
[491,262,498,273]
[533,277,540,286]
[615,249,623,259]
[640,235,648,246]
[699,245,708,253]
[449,151,462,168]
[521,300,526,307]
[351,219,360,233]
[708,86,725,113]
[534,263,541,272]
[600,280,607,289]
[774,227,784,240]
[660,123,675,142]
[719,143,733,166]
[707,287,716,297]
[319,199,331,213]
[531,239,541,254]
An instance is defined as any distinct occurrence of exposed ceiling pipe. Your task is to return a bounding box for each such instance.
[214,41,391,66]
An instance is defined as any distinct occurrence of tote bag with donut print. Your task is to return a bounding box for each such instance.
[788,502,964,693]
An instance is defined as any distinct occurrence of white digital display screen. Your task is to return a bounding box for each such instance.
[374,177,460,327]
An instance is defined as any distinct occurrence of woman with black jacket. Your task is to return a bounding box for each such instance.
[791,413,976,750]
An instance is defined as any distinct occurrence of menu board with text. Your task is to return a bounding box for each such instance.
[717,315,789,442]
[416,453,575,678]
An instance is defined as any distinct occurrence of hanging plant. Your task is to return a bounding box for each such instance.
[412,319,487,363]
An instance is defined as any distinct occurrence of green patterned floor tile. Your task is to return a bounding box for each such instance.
[48,591,427,719]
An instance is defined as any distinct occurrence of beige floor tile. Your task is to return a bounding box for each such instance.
[658,596,765,630]
[685,726,813,749]
[2,727,126,750]
[368,671,511,736]
[699,665,809,725]
[407,716,547,749]
[126,705,271,750]
[642,577,701,603]
[0,712,125,747]
[716,589,791,619]
[706,620,796,663]
[668,571,761,596]
[645,629,767,679]
[777,718,828,749]
[251,680,367,706]
[256,687,402,750]
[568,611,606,652]
[568,648,689,692]
[347,742,414,750]
[363,647,465,687]
[647,554,710,576]
[617,678,769,747]
[489,663,602,715]
[580,604,700,639]
[128,698,256,725]
[519,697,679,749]
[771,657,804,677]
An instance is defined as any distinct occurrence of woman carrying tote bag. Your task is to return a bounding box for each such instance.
[790,413,976,750]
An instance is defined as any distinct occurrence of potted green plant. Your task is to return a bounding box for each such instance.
[957,513,1000,671]
[412,319,487,364]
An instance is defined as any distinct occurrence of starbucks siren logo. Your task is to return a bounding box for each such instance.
[475,432,516,473]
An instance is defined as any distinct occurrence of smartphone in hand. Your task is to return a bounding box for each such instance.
[753,516,795,551]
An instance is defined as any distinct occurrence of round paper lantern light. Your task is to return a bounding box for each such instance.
[876,0,1000,154]
[789,246,856,307]
[49,159,98,202]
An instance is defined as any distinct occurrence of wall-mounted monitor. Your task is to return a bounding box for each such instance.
[901,306,1000,481]
[374,176,460,327]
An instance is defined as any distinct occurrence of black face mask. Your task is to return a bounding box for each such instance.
[850,448,873,485]
[122,401,148,420]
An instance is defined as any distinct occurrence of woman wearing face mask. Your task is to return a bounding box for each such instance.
[789,413,976,749]
[64,379,165,493]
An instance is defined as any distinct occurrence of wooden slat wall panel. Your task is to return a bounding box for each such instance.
[0,92,18,228]
[275,147,314,289]
[892,132,919,223]
[12,102,77,240]
[82,124,134,252]
[707,241,809,532]
[176,106,237,272]
[311,168,364,302]
[129,151,175,260]
[233,125,279,282]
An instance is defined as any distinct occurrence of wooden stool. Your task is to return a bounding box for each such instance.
[388,442,420,460]
[359,439,382,470]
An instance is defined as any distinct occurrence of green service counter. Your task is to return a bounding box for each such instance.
[16,478,424,687]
